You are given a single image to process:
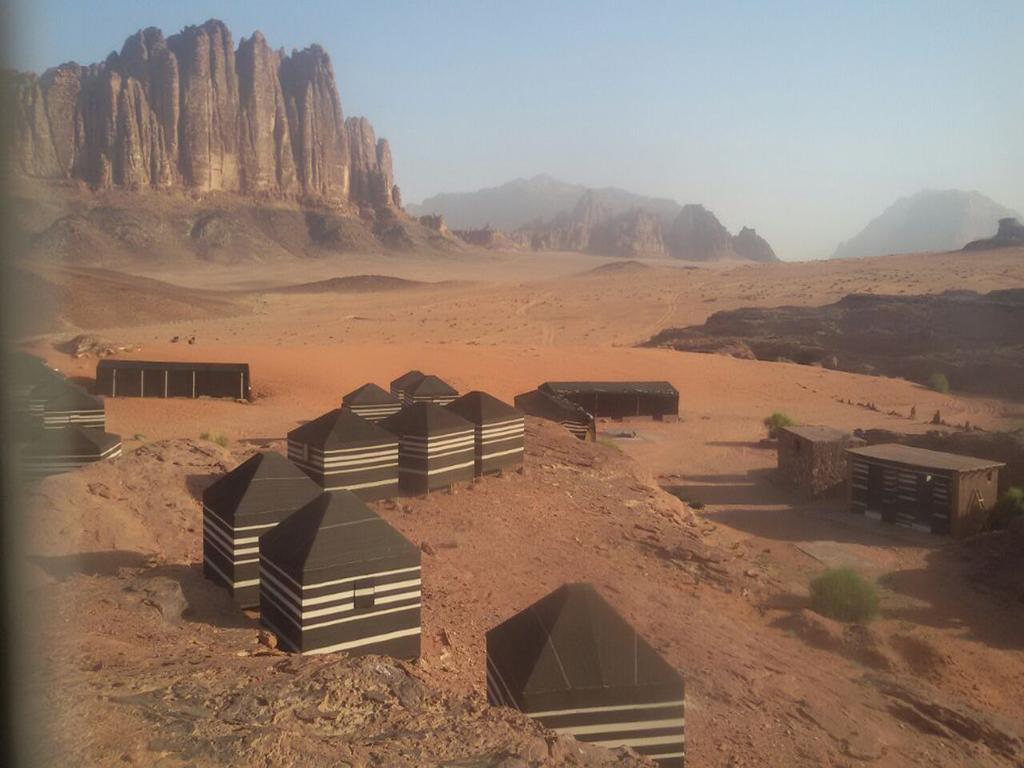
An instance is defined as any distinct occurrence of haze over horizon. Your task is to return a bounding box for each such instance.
[8,0,1023,261]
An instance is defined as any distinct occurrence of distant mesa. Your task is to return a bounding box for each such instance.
[963,217,1024,251]
[832,189,1020,259]
[578,260,652,276]
[269,274,440,294]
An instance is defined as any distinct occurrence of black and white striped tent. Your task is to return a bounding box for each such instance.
[259,490,422,658]
[389,370,425,402]
[381,403,476,494]
[342,383,403,422]
[95,360,251,400]
[32,376,106,430]
[21,426,122,478]
[287,409,400,500]
[487,583,686,767]
[514,389,595,441]
[446,391,525,476]
[404,374,459,406]
[202,451,322,607]
[12,354,64,431]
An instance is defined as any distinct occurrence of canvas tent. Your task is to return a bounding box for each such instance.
[202,452,322,607]
[95,360,251,400]
[342,383,403,422]
[21,426,122,477]
[514,389,595,441]
[539,381,679,420]
[486,583,686,767]
[31,376,106,430]
[389,370,425,402]
[381,403,476,493]
[446,391,525,475]
[259,490,422,657]
[287,409,400,500]
[404,374,459,406]
[847,443,1003,538]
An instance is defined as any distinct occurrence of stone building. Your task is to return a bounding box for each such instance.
[777,425,862,497]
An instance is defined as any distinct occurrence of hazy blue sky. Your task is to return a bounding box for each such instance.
[9,0,1023,260]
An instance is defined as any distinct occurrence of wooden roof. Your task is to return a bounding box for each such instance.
[847,443,1005,472]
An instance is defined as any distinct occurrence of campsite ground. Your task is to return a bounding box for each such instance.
[14,243,1024,766]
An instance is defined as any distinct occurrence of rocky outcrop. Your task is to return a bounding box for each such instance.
[4,19,397,209]
[644,289,1024,401]
[963,217,1024,251]
[733,226,777,262]
[454,225,529,250]
[664,204,735,260]
[418,214,451,237]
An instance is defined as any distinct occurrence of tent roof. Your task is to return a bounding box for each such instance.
[780,425,851,443]
[541,381,678,396]
[96,360,249,373]
[390,370,425,389]
[381,402,473,436]
[288,408,398,449]
[407,374,458,397]
[847,443,1004,472]
[446,390,521,423]
[203,451,321,521]
[23,426,121,455]
[260,490,418,576]
[343,382,401,405]
[487,583,682,697]
[514,389,592,420]
[34,377,103,410]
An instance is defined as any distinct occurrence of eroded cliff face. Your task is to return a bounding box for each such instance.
[4,19,398,209]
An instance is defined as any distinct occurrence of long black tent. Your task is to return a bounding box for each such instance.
[539,381,679,420]
[21,426,122,478]
[259,490,422,657]
[95,360,251,400]
[389,370,425,402]
[341,383,403,422]
[403,374,459,406]
[514,389,595,441]
[202,451,322,607]
[446,391,525,475]
[487,583,686,767]
[287,409,400,500]
[381,403,476,494]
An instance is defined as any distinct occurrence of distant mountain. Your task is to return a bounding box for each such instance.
[832,190,1020,259]
[408,174,681,231]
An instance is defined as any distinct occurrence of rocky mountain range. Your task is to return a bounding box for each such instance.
[526,190,777,262]
[5,20,399,211]
[832,190,1019,259]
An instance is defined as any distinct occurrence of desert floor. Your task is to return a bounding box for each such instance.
[15,245,1024,767]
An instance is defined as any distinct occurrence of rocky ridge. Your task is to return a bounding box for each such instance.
[5,20,399,211]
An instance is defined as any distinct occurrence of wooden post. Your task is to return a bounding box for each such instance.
[164,369,168,398]
[140,369,144,397]
[192,370,196,398]
[112,368,117,397]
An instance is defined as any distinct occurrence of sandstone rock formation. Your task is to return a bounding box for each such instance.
[4,19,397,209]
[664,204,736,260]
[453,225,529,250]
[733,226,777,262]
[963,218,1024,251]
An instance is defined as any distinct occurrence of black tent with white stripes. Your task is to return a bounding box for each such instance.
[21,426,122,478]
[259,490,422,658]
[342,383,403,422]
[32,377,106,430]
[202,451,322,607]
[539,381,679,420]
[389,370,425,402]
[446,391,525,475]
[486,583,686,767]
[404,374,459,406]
[514,389,595,441]
[380,403,475,494]
[287,409,400,500]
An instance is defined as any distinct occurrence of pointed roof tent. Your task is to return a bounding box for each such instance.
[289,408,398,449]
[203,451,322,525]
[446,390,521,423]
[22,425,121,457]
[343,382,402,406]
[381,401,474,436]
[487,583,683,707]
[12,352,58,391]
[260,490,418,580]
[33,376,103,411]
[407,374,458,399]
[390,369,425,393]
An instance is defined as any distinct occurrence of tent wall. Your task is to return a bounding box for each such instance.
[96,361,251,400]
[393,427,475,493]
[850,455,961,535]
[343,402,402,422]
[21,439,122,477]
[476,416,525,475]
[286,438,399,500]
[540,383,678,420]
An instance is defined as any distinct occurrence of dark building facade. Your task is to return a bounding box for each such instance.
[95,360,251,400]
[539,381,679,420]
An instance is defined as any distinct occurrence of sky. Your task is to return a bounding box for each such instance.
[7,0,1023,260]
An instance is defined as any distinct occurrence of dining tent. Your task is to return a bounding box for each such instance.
[539,381,679,420]
[259,490,422,657]
[95,360,251,400]
[202,451,322,607]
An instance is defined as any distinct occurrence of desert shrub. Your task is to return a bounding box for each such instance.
[809,568,880,623]
[991,487,1024,529]
[927,372,950,394]
[200,431,230,448]
[763,411,796,438]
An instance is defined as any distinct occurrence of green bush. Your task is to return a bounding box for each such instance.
[763,411,796,438]
[991,487,1024,529]
[927,372,950,394]
[809,568,880,623]
[200,431,230,448]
